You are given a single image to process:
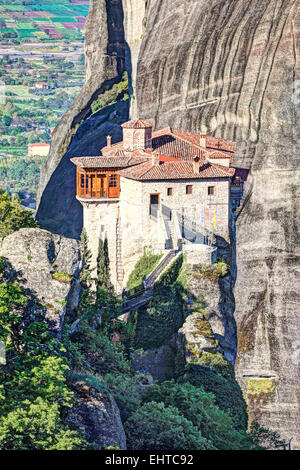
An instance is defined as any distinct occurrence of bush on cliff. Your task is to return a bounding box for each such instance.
[127,249,162,290]
[142,381,251,450]
[0,190,37,239]
[90,72,129,115]
[0,262,87,450]
[125,401,213,450]
[179,363,248,431]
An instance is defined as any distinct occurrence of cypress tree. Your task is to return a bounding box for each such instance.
[96,237,112,292]
[79,228,92,289]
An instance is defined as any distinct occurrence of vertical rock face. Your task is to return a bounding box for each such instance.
[122,0,150,117]
[134,0,299,447]
[37,0,300,446]
[0,228,83,337]
[66,382,127,450]
[36,0,127,238]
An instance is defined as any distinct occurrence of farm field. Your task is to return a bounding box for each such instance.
[0,0,90,205]
[0,0,89,43]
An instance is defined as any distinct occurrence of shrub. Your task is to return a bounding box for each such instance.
[51,272,72,283]
[180,363,248,431]
[0,398,86,450]
[125,402,212,450]
[142,381,251,450]
[104,373,144,423]
[156,254,184,287]
[90,72,129,115]
[0,190,37,239]
[248,421,287,450]
[127,250,162,290]
[193,258,229,281]
[195,352,235,380]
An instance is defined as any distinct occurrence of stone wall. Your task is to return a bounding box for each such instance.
[119,176,230,282]
[82,199,121,292]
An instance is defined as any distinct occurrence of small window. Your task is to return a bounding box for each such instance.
[208,186,215,195]
[109,174,118,188]
[186,185,193,195]
[81,174,89,188]
[167,187,173,196]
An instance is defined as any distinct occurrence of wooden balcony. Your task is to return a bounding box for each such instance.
[76,168,120,200]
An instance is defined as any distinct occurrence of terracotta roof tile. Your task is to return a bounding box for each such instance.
[70,155,148,169]
[118,160,235,181]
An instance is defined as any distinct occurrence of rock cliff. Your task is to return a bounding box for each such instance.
[37,0,300,447]
[66,381,127,450]
[134,0,300,447]
[0,228,83,336]
[36,0,128,238]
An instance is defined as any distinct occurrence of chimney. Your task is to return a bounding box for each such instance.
[199,132,206,148]
[152,151,160,166]
[107,135,112,148]
[193,156,200,173]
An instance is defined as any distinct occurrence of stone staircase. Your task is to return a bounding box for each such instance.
[144,249,176,289]
[165,218,177,250]
[122,249,178,313]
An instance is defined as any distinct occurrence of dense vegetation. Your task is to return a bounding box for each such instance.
[0,189,37,239]
[90,72,129,116]
[132,254,185,350]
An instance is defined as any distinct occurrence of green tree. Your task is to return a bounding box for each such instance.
[0,190,37,239]
[79,228,92,289]
[248,421,287,450]
[0,278,27,350]
[125,402,213,450]
[142,381,252,450]
[0,261,87,450]
[96,237,112,293]
[0,398,85,450]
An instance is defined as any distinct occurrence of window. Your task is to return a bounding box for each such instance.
[208,186,215,195]
[167,187,173,196]
[186,185,193,195]
[81,174,89,188]
[109,174,118,188]
[150,194,159,217]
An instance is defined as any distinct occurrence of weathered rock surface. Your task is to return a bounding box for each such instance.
[131,340,177,382]
[37,0,300,447]
[0,228,83,336]
[36,0,128,238]
[135,0,300,447]
[66,381,127,450]
[185,264,236,364]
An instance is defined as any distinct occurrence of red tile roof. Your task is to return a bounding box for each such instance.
[71,121,237,183]
[118,160,235,181]
[28,143,50,147]
[206,135,235,152]
[70,155,148,169]
[121,119,153,129]
[207,150,231,159]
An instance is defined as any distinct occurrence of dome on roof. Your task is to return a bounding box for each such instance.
[121,119,153,129]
